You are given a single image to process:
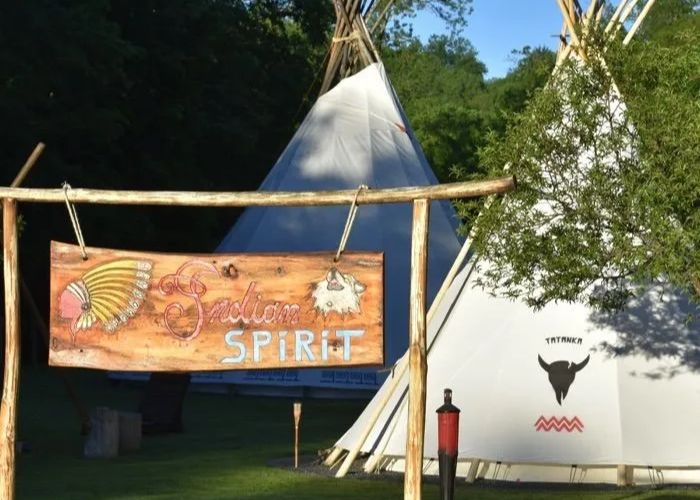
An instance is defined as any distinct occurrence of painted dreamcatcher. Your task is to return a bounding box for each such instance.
[58,259,153,338]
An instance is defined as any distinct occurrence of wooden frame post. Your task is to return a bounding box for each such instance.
[404,199,430,500]
[0,199,20,499]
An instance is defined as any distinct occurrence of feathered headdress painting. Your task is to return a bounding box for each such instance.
[58,259,152,338]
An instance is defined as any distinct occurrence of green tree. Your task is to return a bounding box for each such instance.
[366,0,473,39]
[476,47,556,133]
[466,17,700,310]
[0,0,333,349]
[384,35,487,181]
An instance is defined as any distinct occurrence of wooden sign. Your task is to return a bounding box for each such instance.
[49,242,383,371]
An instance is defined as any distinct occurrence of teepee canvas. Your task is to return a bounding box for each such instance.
[328,0,700,484]
[333,256,700,483]
[209,62,461,396]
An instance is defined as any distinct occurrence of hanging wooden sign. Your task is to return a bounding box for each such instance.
[49,242,384,371]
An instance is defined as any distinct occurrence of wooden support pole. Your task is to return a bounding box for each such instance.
[614,0,641,36]
[404,199,430,500]
[556,0,587,61]
[0,177,515,207]
[605,0,629,33]
[595,3,604,25]
[623,0,657,45]
[568,0,577,24]
[11,143,45,188]
[0,199,20,500]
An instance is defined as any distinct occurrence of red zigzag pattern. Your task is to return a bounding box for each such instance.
[534,416,584,432]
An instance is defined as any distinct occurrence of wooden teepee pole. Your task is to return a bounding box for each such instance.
[320,1,351,95]
[623,0,657,44]
[613,0,641,36]
[556,0,587,61]
[605,0,629,33]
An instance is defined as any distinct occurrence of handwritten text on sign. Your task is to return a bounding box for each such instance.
[49,242,384,371]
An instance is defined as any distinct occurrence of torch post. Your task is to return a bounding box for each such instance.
[293,401,302,468]
[436,388,460,500]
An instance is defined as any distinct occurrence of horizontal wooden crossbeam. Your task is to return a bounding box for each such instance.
[0,176,515,207]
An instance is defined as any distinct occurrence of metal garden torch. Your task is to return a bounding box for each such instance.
[436,388,460,500]
[293,401,302,468]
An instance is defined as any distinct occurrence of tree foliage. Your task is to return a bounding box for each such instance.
[467,14,700,310]
[367,0,473,38]
[0,0,334,329]
[383,35,486,180]
[384,37,554,187]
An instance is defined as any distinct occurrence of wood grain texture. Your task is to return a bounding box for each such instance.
[0,177,515,207]
[0,200,20,500]
[50,242,383,371]
[404,199,430,500]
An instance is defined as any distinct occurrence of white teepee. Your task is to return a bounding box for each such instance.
[334,256,700,483]
[329,0,700,484]
[209,62,462,396]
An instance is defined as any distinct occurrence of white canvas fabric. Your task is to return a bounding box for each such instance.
[211,63,461,392]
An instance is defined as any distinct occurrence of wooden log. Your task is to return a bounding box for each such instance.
[0,200,20,499]
[0,177,515,207]
[404,199,430,500]
[84,407,119,458]
[118,411,142,452]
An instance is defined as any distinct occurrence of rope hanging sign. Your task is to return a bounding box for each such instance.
[335,184,368,262]
[62,182,88,260]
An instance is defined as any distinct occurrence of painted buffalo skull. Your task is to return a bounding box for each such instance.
[538,354,590,405]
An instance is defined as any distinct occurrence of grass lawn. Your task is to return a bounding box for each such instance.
[14,367,700,499]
